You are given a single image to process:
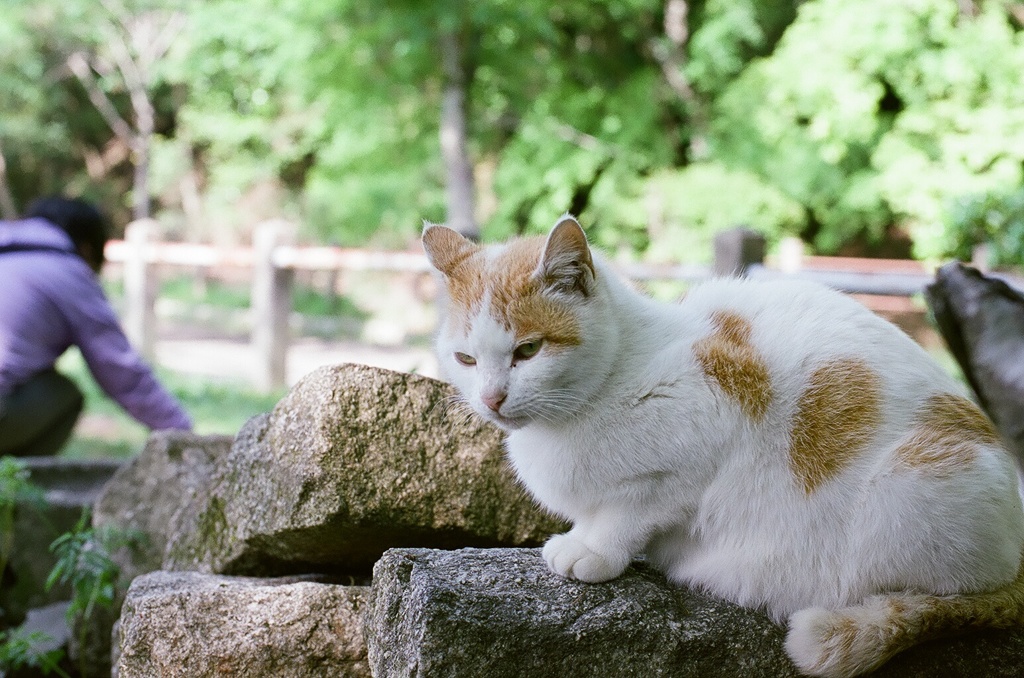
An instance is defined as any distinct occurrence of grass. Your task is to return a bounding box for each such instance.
[57,350,287,460]
[62,267,420,460]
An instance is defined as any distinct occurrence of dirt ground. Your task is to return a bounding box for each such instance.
[155,335,439,386]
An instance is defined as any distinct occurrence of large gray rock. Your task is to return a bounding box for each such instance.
[162,363,564,576]
[926,263,1024,465]
[366,547,1024,678]
[116,571,368,678]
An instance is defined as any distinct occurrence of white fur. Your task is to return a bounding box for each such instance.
[429,222,1024,675]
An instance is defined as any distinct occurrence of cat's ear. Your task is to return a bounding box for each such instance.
[538,215,595,297]
[422,222,480,277]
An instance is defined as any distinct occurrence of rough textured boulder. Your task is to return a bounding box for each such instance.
[116,571,368,678]
[92,431,234,582]
[366,547,1024,678]
[926,263,1024,465]
[159,363,564,576]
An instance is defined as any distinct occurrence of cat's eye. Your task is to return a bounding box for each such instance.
[454,352,477,366]
[513,339,543,361]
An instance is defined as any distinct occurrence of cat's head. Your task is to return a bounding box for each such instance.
[423,215,611,430]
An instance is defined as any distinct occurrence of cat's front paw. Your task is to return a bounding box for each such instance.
[542,534,627,583]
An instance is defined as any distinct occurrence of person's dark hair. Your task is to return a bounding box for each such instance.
[25,196,109,268]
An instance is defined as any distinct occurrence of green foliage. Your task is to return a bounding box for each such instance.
[710,0,1024,258]
[687,0,796,95]
[946,188,1024,268]
[47,512,130,624]
[161,0,327,238]
[159,275,251,310]
[0,627,69,677]
[45,512,141,677]
[643,162,805,264]
[5,0,1024,264]
[0,461,66,676]
[0,457,46,582]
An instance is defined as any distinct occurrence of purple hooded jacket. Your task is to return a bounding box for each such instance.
[0,217,192,430]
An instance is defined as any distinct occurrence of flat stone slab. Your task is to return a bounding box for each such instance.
[365,547,1024,678]
[116,571,369,678]
[23,456,123,508]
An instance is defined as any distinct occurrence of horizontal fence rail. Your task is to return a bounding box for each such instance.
[745,264,934,297]
[106,240,435,273]
[103,221,1020,391]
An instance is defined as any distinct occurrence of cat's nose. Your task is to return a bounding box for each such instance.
[482,391,507,413]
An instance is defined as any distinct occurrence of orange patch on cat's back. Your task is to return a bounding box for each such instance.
[488,238,582,347]
[892,393,1001,477]
[693,310,773,422]
[789,357,881,495]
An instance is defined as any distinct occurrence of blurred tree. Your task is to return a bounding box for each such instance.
[439,13,479,239]
[709,0,1024,258]
[64,0,186,220]
[946,188,1024,268]
[158,0,328,240]
[2,0,185,227]
[3,0,1024,264]
[0,8,73,216]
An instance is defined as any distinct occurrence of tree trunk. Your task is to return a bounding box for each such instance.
[132,113,152,220]
[0,143,18,219]
[439,27,478,240]
[127,58,155,221]
[651,0,709,158]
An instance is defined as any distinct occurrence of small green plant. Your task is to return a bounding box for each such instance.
[47,512,139,623]
[0,456,46,592]
[0,627,70,677]
[0,458,67,676]
[46,511,143,677]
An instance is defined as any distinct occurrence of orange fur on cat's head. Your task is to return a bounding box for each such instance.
[423,217,592,348]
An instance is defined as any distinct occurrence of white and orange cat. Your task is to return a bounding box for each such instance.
[422,215,1024,678]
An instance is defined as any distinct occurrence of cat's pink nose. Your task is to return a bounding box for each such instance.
[482,392,507,413]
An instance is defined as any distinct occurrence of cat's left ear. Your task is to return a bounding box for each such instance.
[422,222,480,277]
[538,215,595,297]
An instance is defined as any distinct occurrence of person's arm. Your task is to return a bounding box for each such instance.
[57,263,192,431]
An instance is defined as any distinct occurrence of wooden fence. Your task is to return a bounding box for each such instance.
[103,221,967,392]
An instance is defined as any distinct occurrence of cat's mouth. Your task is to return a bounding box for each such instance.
[486,410,528,430]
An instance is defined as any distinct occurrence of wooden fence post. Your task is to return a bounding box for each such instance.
[123,219,157,361]
[713,227,766,277]
[778,236,805,274]
[971,243,992,273]
[252,221,294,392]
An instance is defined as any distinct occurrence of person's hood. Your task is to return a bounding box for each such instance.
[0,217,76,252]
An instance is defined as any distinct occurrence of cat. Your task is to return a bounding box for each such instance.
[422,215,1024,678]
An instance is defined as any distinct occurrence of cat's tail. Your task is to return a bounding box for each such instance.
[784,560,1024,678]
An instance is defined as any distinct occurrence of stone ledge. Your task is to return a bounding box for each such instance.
[365,547,1024,678]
